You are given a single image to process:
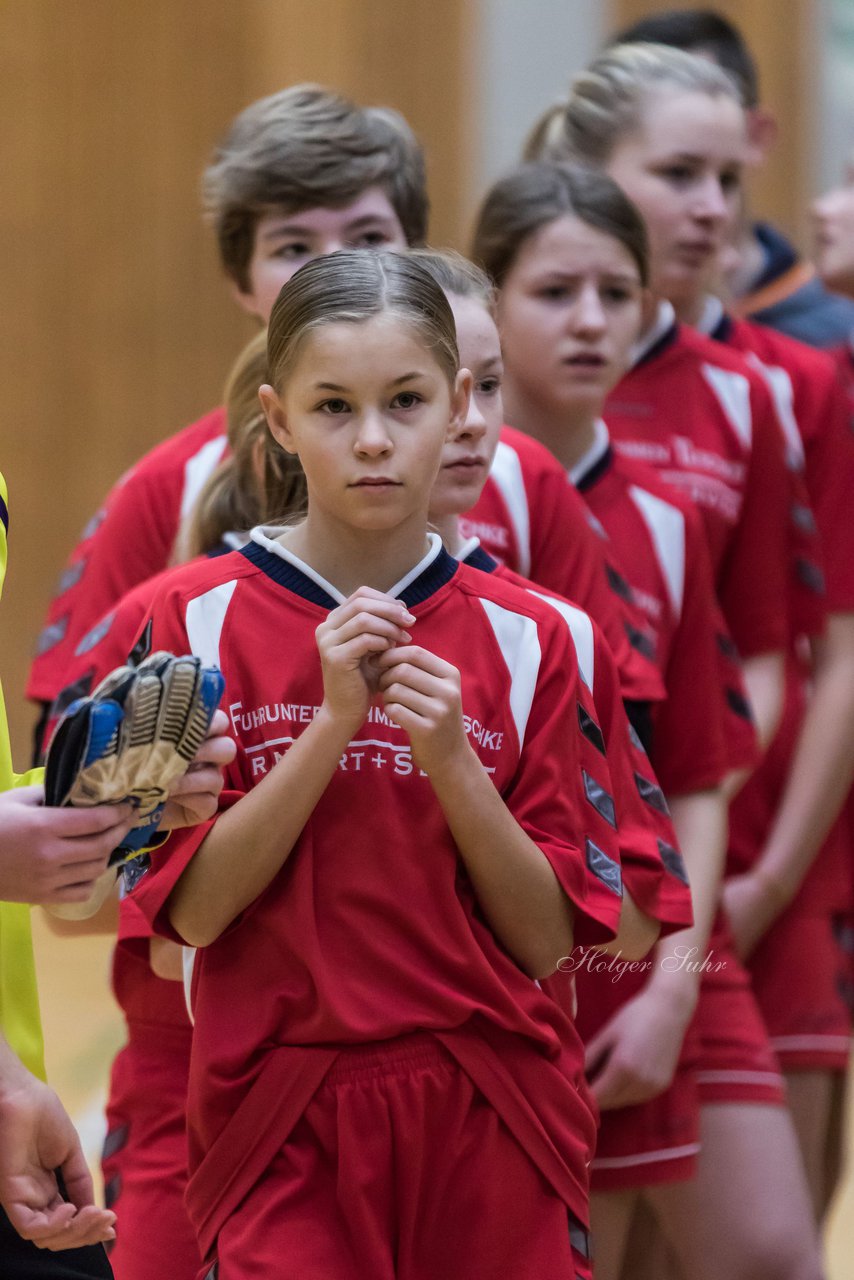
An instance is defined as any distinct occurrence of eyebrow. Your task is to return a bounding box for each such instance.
[537,271,639,283]
[259,214,396,242]
[313,371,427,393]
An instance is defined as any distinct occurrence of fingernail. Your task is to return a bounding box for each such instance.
[401,610,416,624]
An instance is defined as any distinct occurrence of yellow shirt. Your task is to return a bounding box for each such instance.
[0,472,46,1079]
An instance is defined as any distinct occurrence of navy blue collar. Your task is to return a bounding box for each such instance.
[241,533,459,610]
[574,445,614,494]
[462,544,499,573]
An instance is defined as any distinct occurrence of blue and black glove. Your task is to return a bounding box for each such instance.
[45,652,225,865]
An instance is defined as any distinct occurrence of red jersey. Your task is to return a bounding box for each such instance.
[130,533,629,1249]
[605,305,790,660]
[461,542,693,934]
[571,422,746,792]
[715,323,854,912]
[712,312,854,619]
[28,407,228,704]
[463,425,664,704]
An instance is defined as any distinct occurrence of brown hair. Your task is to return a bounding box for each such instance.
[472,163,649,289]
[407,248,496,314]
[265,250,459,394]
[524,43,742,167]
[186,331,307,559]
[203,85,428,291]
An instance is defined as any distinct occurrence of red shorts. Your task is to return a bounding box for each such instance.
[566,951,701,1191]
[103,1022,199,1280]
[748,906,852,1072]
[590,1017,701,1193]
[207,1033,592,1280]
[695,922,786,1105]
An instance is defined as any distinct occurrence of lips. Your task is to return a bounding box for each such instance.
[564,353,606,367]
[674,240,717,263]
[350,477,401,488]
[443,455,487,471]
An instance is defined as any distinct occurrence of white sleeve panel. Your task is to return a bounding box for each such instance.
[185,580,238,668]
[529,591,595,692]
[489,441,532,578]
[701,363,752,450]
[628,486,686,619]
[478,597,542,750]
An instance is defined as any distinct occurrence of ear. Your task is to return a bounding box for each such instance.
[258,385,298,456]
[745,107,777,165]
[448,369,473,437]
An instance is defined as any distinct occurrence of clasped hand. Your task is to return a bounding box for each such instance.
[316,588,468,774]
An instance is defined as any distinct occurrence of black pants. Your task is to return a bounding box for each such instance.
[0,1206,113,1278]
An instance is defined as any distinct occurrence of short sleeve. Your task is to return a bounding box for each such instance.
[502,610,625,949]
[717,380,790,657]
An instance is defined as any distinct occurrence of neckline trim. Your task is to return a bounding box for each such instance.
[242,528,458,609]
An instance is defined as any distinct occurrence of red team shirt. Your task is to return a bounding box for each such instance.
[567,423,735,1184]
[571,420,737,795]
[129,534,638,1254]
[462,425,664,704]
[703,310,854,916]
[28,407,228,705]
[461,542,692,935]
[49,525,691,1258]
[604,304,791,662]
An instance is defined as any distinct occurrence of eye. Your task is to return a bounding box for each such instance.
[318,398,350,415]
[350,230,393,248]
[720,168,742,194]
[476,376,502,396]
[659,164,695,186]
[601,285,633,304]
[392,391,423,410]
[272,242,310,260]
[537,285,571,302]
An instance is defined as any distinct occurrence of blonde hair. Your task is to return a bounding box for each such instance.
[265,250,459,393]
[407,247,496,314]
[524,43,742,166]
[186,331,307,559]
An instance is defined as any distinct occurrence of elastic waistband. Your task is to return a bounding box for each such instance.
[322,1032,455,1086]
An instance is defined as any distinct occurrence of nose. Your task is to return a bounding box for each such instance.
[456,389,488,443]
[319,235,345,257]
[354,409,393,457]
[693,175,730,223]
[571,283,607,335]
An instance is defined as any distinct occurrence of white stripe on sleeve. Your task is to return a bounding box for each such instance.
[185,580,238,667]
[478,597,542,749]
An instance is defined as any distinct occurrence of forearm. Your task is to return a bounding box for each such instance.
[428,743,576,979]
[647,789,727,1010]
[756,615,854,901]
[169,706,354,946]
[742,650,785,751]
